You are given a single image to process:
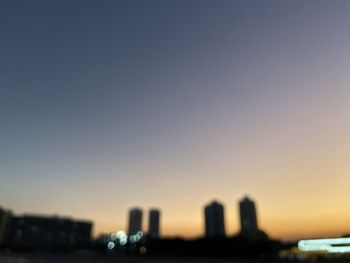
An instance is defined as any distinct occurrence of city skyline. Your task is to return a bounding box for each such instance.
[1,0,350,242]
[2,193,346,242]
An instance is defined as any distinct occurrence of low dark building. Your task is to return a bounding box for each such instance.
[4,214,92,250]
[0,208,12,246]
[75,221,93,247]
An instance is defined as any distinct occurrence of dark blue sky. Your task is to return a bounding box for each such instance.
[1,0,350,239]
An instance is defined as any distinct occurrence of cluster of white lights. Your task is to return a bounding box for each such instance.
[298,238,350,253]
[107,230,143,250]
[129,231,143,243]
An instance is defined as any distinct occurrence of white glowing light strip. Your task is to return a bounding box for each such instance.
[298,238,350,253]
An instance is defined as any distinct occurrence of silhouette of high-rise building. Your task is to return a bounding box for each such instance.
[128,208,143,236]
[239,196,258,233]
[148,209,160,238]
[204,200,225,238]
[239,196,261,235]
[238,196,268,240]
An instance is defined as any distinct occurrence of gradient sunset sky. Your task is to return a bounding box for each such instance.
[1,0,350,241]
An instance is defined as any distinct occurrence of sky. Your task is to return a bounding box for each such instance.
[1,0,350,241]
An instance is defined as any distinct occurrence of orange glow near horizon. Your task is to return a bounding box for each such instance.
[92,211,350,241]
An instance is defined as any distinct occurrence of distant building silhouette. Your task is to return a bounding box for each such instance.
[0,208,12,246]
[239,196,258,234]
[148,209,160,238]
[128,208,143,236]
[4,214,92,249]
[204,201,225,238]
[239,196,267,240]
